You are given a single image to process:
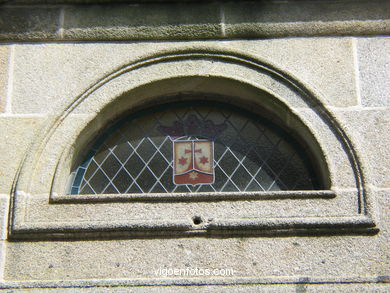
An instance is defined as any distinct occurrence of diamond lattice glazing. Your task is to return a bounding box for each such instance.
[69,102,318,194]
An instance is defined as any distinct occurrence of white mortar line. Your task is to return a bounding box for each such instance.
[5,45,14,114]
[58,7,65,39]
[220,5,226,37]
[0,241,5,280]
[352,38,362,107]
[0,194,9,280]
[327,105,390,111]
[0,113,47,118]
[0,113,94,118]
[367,185,390,191]
[0,195,9,240]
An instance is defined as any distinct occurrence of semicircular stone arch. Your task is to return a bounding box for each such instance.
[10,49,372,239]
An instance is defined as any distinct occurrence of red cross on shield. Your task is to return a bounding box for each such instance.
[173,140,214,185]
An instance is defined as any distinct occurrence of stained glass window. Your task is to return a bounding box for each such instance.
[68,101,320,194]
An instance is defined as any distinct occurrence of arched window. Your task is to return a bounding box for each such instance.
[69,101,320,195]
[10,52,373,239]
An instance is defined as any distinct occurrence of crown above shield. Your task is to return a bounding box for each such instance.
[158,114,227,140]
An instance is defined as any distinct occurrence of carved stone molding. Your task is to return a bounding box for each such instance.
[9,48,377,239]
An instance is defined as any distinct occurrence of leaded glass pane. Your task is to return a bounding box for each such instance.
[69,102,319,194]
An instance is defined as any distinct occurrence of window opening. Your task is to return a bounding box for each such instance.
[69,101,320,194]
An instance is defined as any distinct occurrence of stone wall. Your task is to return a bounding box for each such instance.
[0,0,389,291]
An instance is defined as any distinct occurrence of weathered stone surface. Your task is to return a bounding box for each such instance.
[0,117,44,194]
[375,189,390,236]
[0,194,8,280]
[62,3,221,40]
[5,230,388,280]
[5,187,387,285]
[292,108,358,190]
[224,0,390,24]
[357,37,390,107]
[0,1,389,41]
[0,46,9,113]
[11,43,130,114]
[23,192,357,225]
[223,1,390,38]
[0,194,8,241]
[0,282,390,292]
[0,7,60,40]
[335,109,390,188]
[225,20,390,39]
[11,39,358,114]
[7,39,368,245]
[0,16,388,291]
[231,38,359,107]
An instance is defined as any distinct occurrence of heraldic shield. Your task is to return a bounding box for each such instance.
[158,113,227,187]
[173,140,214,185]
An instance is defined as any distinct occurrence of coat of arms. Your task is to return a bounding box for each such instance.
[158,114,227,186]
[173,140,214,185]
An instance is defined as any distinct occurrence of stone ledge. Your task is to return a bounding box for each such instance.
[0,0,389,41]
[0,7,61,41]
[0,275,388,290]
[51,190,336,203]
[9,214,378,240]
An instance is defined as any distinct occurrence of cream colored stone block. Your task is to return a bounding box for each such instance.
[0,194,9,240]
[12,38,358,114]
[5,230,388,281]
[0,46,9,113]
[334,109,390,188]
[223,38,359,107]
[357,37,390,107]
[375,189,390,236]
[0,240,5,279]
[0,117,44,193]
[24,192,357,226]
